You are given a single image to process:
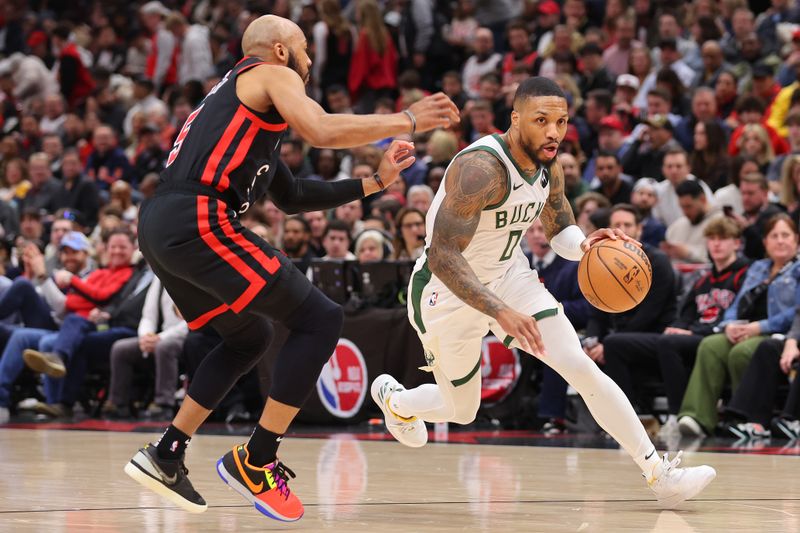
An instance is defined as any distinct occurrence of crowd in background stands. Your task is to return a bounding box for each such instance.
[1,0,800,441]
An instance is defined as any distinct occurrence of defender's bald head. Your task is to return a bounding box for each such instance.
[241,15,302,57]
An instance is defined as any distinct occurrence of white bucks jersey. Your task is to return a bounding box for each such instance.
[419,133,550,284]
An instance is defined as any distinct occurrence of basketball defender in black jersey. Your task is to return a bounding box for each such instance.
[124,15,459,521]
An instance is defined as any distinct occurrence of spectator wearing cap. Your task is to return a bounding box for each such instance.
[631,177,666,247]
[44,214,74,273]
[694,41,731,89]
[462,27,502,99]
[141,1,178,91]
[26,30,51,66]
[577,42,614,95]
[622,114,682,182]
[50,24,95,109]
[691,119,732,192]
[583,115,627,183]
[123,77,169,139]
[165,12,214,87]
[603,13,641,78]
[85,125,134,189]
[768,112,800,186]
[533,0,561,46]
[23,153,59,214]
[661,180,721,264]
[591,152,633,206]
[53,149,100,230]
[501,20,537,86]
[751,63,781,116]
[614,74,640,109]
[729,96,789,159]
[652,148,716,227]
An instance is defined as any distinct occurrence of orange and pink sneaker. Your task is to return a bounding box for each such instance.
[216,444,304,521]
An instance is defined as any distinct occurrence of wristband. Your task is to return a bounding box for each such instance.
[402,109,417,135]
[372,172,386,190]
[550,225,586,261]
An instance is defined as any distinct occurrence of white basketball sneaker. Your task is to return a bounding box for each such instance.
[371,374,428,448]
[647,451,716,509]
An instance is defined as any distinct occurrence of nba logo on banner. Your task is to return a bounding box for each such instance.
[480,336,521,406]
[317,339,368,418]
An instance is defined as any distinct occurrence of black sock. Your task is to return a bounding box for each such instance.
[156,425,191,461]
[246,425,283,467]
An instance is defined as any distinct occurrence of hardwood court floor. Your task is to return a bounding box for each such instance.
[1,428,798,532]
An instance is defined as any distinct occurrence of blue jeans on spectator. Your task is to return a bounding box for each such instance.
[0,278,57,330]
[537,366,568,420]
[0,328,53,408]
[44,326,136,406]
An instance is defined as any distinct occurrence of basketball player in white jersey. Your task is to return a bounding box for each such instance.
[372,77,716,508]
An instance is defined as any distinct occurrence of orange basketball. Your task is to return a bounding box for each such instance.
[577,239,652,313]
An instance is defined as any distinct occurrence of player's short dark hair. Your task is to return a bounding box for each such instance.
[285,215,311,234]
[675,179,705,199]
[610,203,643,224]
[323,219,352,241]
[513,76,566,108]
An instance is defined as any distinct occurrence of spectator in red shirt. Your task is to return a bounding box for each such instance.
[51,24,95,109]
[349,0,398,113]
[22,227,138,379]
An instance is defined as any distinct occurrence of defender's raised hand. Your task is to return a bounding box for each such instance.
[407,93,461,133]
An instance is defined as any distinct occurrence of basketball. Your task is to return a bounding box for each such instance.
[578,239,652,313]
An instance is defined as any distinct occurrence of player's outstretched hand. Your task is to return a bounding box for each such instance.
[580,228,641,253]
[376,140,416,190]
[408,93,461,133]
[496,308,547,357]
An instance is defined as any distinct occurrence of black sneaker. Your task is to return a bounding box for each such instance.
[771,417,800,440]
[124,443,207,513]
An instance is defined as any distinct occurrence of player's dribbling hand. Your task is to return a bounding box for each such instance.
[580,228,641,253]
[496,307,547,357]
[408,93,461,132]
[376,140,416,191]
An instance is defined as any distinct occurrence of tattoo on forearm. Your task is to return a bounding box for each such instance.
[428,150,508,318]
[539,162,576,240]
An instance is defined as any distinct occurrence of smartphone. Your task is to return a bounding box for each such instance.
[723,205,733,217]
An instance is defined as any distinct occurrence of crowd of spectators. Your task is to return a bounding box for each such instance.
[1,0,800,442]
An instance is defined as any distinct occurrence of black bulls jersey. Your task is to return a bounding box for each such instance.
[161,56,286,213]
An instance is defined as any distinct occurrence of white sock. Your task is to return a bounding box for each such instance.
[538,314,661,478]
[391,383,449,421]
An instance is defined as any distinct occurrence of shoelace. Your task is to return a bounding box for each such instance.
[268,461,296,500]
[661,451,683,476]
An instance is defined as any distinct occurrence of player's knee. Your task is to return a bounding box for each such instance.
[450,394,481,425]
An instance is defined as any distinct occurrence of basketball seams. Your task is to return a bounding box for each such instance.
[580,247,618,312]
[595,243,652,286]
[594,248,639,307]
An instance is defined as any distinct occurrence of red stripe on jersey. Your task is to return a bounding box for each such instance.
[238,104,288,131]
[187,302,229,330]
[216,122,260,192]
[218,207,282,276]
[199,109,247,187]
[196,196,266,317]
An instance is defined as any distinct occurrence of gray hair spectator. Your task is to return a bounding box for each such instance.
[407,184,434,214]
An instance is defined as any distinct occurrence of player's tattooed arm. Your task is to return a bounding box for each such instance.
[539,161,577,240]
[427,151,509,318]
